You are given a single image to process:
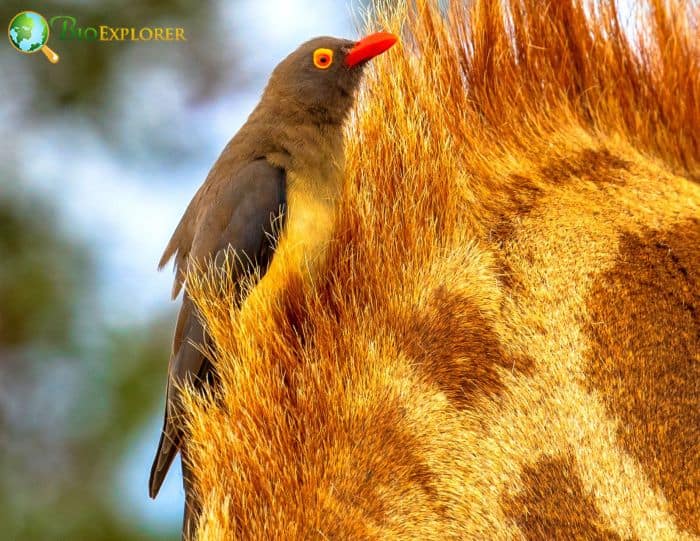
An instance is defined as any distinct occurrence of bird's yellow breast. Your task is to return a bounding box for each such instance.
[246,171,339,307]
[278,173,338,269]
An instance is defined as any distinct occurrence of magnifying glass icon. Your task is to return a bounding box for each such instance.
[8,11,60,64]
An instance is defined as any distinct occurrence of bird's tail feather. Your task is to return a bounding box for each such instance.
[149,427,180,499]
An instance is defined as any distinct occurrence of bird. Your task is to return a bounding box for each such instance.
[148,32,398,539]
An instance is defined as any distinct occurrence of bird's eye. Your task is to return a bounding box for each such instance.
[313,48,334,69]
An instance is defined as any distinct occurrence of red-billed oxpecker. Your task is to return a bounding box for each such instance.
[148,32,398,538]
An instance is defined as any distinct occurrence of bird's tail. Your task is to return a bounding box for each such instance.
[148,424,180,498]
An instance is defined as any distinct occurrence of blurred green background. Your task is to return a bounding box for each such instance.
[0,1,358,539]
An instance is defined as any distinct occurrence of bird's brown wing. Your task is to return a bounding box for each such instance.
[149,159,286,499]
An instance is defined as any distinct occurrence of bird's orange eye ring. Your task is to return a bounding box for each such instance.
[313,48,333,69]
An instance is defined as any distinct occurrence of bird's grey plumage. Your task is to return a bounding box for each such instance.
[148,33,397,540]
[149,160,286,498]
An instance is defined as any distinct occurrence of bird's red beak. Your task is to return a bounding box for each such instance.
[345,32,398,68]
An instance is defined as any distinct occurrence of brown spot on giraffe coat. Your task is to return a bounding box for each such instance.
[584,219,700,534]
[502,454,624,540]
[399,286,533,410]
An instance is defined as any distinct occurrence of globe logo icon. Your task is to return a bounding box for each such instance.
[8,11,59,63]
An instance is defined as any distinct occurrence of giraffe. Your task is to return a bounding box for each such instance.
[176,0,699,538]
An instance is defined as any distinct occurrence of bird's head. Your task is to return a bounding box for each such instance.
[263,33,398,124]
